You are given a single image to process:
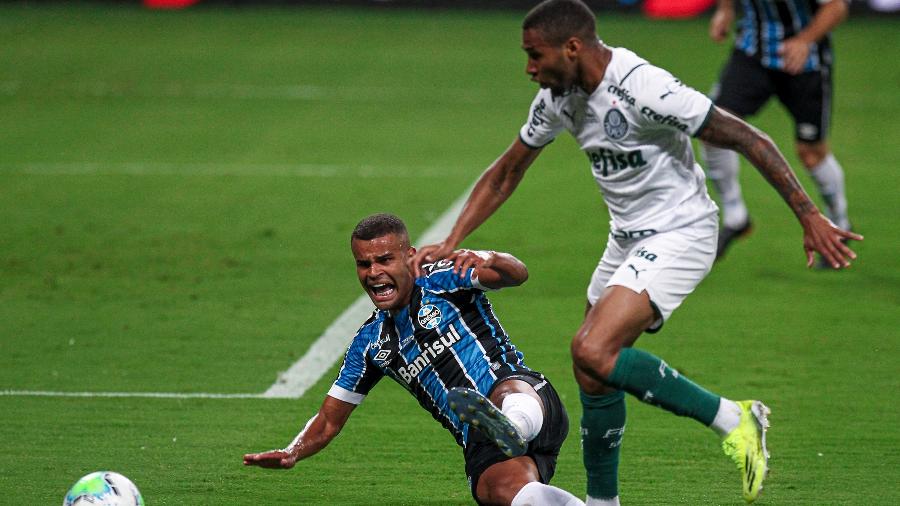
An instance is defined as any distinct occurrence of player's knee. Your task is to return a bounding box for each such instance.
[477,474,530,506]
[797,142,828,169]
[571,332,618,380]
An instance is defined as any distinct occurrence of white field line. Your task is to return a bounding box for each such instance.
[0,80,520,105]
[1,186,471,400]
[0,390,263,399]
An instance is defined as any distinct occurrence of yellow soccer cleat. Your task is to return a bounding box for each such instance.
[722,400,771,503]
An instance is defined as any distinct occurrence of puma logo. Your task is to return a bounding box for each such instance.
[628,264,647,279]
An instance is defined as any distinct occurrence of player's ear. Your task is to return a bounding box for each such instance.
[564,36,582,58]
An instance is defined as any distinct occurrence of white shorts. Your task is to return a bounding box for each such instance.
[586,216,717,332]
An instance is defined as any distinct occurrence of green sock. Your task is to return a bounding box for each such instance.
[580,389,626,499]
[607,347,720,426]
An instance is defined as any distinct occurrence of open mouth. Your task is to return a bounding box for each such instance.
[369,282,396,302]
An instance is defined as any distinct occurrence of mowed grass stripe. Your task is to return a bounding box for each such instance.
[1,161,458,178]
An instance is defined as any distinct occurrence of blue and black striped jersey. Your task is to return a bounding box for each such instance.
[328,259,530,446]
[734,0,840,71]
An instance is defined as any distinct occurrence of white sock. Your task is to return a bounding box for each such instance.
[512,482,585,506]
[702,143,748,229]
[809,154,850,230]
[502,393,544,442]
[710,397,742,437]
[586,495,620,506]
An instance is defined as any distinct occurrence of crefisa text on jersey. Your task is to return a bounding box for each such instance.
[607,84,636,106]
[397,325,464,384]
[640,106,689,132]
[586,147,648,177]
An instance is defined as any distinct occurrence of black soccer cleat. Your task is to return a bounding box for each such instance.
[448,387,527,458]
[716,218,753,260]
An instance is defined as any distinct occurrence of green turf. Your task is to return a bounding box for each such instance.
[1,4,898,504]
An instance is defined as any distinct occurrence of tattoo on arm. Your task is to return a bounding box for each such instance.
[699,107,816,218]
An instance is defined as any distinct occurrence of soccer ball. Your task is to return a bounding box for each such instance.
[63,471,144,506]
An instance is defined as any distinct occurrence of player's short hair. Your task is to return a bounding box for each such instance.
[351,213,409,243]
[523,0,596,46]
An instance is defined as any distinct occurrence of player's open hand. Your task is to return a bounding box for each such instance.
[800,212,863,269]
[778,37,811,75]
[709,7,734,43]
[446,249,496,277]
[243,449,298,469]
[410,241,456,277]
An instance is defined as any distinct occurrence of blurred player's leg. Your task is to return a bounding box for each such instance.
[806,150,850,230]
[701,142,751,258]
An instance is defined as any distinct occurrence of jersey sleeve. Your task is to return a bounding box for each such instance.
[629,64,714,137]
[328,328,384,405]
[416,259,481,293]
[518,89,564,149]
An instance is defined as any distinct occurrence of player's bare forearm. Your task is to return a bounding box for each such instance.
[794,0,848,44]
[243,396,355,469]
[699,107,817,220]
[447,138,541,248]
[486,251,528,287]
[453,249,528,289]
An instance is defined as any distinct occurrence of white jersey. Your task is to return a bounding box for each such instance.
[519,45,719,237]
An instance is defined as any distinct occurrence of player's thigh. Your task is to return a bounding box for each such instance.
[711,50,774,117]
[587,235,628,306]
[605,219,717,333]
[775,66,832,143]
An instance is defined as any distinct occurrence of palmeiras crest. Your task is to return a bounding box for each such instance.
[604,108,628,139]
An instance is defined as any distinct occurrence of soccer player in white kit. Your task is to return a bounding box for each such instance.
[412,1,862,504]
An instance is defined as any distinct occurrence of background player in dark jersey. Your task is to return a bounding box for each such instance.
[701,0,853,261]
[244,214,582,506]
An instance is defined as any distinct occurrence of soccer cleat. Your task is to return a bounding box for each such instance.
[716,219,753,260]
[722,400,771,503]
[447,387,527,458]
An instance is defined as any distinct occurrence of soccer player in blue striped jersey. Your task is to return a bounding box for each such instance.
[244,213,582,506]
[701,0,853,261]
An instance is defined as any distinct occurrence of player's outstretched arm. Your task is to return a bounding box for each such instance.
[411,138,542,276]
[243,396,356,469]
[446,249,529,289]
[698,106,863,269]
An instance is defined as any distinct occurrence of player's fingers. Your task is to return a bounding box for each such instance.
[843,230,864,241]
[819,240,846,269]
[457,256,474,276]
[447,250,464,273]
[836,239,857,260]
[805,246,815,268]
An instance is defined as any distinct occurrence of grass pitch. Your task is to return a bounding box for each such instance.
[1,4,898,504]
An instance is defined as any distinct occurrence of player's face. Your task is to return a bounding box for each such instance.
[522,28,575,95]
[351,233,416,311]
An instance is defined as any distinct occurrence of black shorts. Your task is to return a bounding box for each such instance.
[712,49,832,142]
[463,371,569,505]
